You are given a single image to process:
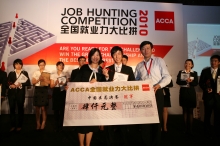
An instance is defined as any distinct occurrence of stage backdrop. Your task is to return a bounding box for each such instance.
[0,0,184,114]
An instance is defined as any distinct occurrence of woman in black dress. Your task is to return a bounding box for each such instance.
[50,61,69,132]
[73,48,106,146]
[32,59,50,131]
[7,59,31,132]
[176,59,198,134]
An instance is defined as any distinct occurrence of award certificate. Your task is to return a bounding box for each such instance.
[113,72,128,82]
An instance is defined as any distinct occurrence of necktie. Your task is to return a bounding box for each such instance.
[212,70,216,80]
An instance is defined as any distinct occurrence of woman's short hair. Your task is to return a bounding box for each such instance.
[38,59,46,65]
[13,59,23,68]
[88,48,102,64]
[185,59,194,69]
[56,61,64,66]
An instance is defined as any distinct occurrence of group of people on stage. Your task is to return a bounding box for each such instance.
[1,40,220,146]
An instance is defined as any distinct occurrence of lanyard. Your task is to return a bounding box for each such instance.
[144,59,153,75]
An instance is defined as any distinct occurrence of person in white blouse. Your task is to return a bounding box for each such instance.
[32,59,50,131]
[50,61,69,132]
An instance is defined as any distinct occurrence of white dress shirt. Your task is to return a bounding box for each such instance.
[114,63,122,72]
[134,56,171,88]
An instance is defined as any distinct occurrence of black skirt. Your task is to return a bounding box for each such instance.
[33,86,49,106]
[76,126,99,134]
[52,87,66,110]
[163,88,171,107]
[179,87,197,108]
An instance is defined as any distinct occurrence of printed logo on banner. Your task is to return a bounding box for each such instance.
[154,11,175,31]
[142,84,150,91]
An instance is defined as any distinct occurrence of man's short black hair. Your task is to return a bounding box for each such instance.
[110,46,123,57]
[13,59,23,68]
[140,41,153,50]
[78,56,86,62]
[210,55,220,62]
[122,55,128,60]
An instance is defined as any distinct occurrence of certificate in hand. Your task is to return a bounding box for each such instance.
[217,77,220,93]
[180,73,189,81]
[40,72,50,86]
[113,72,128,82]
[14,73,28,85]
[58,76,67,91]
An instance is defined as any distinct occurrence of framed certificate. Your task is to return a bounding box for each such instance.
[58,76,67,91]
[40,72,50,86]
[217,78,220,93]
[180,73,190,81]
[113,72,128,82]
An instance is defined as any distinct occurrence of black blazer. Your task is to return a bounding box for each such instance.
[73,64,106,82]
[199,67,220,101]
[107,64,135,81]
[70,68,80,82]
[0,70,7,96]
[7,70,31,97]
[176,70,198,87]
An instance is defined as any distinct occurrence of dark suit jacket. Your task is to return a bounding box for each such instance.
[0,70,7,96]
[199,67,220,101]
[70,68,80,82]
[7,70,31,97]
[107,64,135,81]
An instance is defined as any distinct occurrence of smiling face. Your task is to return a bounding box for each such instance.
[112,50,123,64]
[184,60,193,70]
[140,44,152,60]
[91,51,100,64]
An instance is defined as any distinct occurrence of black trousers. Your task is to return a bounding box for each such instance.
[140,89,164,146]
[204,94,220,137]
[105,125,129,146]
[8,94,25,128]
[54,109,65,130]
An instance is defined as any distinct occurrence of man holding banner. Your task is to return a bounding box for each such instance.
[135,41,171,146]
[103,46,135,146]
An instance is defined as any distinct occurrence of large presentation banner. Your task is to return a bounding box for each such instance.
[64,80,159,126]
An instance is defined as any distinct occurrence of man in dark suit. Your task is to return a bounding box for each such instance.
[102,46,135,146]
[199,55,220,138]
[70,56,86,81]
[0,69,7,100]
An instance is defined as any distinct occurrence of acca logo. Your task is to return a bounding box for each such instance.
[155,11,175,31]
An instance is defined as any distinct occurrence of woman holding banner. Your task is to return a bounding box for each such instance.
[32,59,50,131]
[7,59,31,132]
[50,61,69,132]
[73,48,106,146]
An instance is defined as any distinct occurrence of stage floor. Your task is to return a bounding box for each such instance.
[0,114,219,146]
